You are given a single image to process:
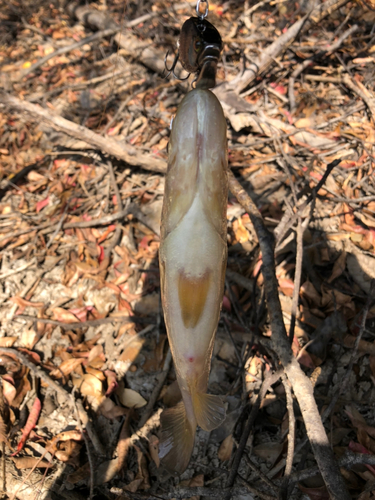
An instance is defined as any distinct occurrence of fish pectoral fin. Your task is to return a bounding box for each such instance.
[159,401,196,475]
[193,393,226,432]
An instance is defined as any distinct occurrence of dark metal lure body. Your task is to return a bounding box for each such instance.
[179,17,222,89]
[165,16,223,90]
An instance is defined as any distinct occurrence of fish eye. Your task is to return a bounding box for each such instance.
[194,40,202,52]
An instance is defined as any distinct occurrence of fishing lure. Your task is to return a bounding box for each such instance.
[159,2,228,474]
[164,0,223,89]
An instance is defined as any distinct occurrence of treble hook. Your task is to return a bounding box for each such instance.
[163,50,190,81]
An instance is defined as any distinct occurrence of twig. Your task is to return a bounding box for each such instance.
[0,348,70,402]
[138,349,172,429]
[21,27,121,79]
[288,24,358,112]
[105,160,123,259]
[274,159,340,247]
[290,451,375,483]
[243,455,279,495]
[46,202,70,248]
[15,314,153,329]
[289,217,303,342]
[130,408,163,444]
[0,259,36,280]
[0,91,167,174]
[5,257,64,321]
[319,283,375,424]
[218,0,350,94]
[226,269,254,292]
[0,348,105,455]
[72,394,95,500]
[342,74,375,124]
[224,370,283,498]
[227,170,351,500]
[110,486,259,499]
[237,475,278,500]
[0,203,140,249]
[280,376,295,500]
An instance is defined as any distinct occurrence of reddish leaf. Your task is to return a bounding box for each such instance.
[98,245,105,263]
[36,197,49,213]
[13,397,42,455]
[104,370,118,396]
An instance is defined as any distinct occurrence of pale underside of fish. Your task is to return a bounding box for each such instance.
[159,88,228,474]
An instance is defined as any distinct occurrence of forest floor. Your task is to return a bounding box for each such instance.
[1,0,375,499]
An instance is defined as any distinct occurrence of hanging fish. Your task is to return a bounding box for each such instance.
[158,87,228,474]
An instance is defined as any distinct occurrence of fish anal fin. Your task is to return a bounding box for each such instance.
[193,393,226,432]
[159,401,196,475]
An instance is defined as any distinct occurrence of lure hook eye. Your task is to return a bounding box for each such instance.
[196,0,209,20]
[163,50,190,81]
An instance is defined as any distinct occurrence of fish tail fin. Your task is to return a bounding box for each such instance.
[192,392,226,432]
[159,401,196,474]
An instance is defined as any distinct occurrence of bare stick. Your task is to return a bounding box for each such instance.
[0,348,105,455]
[342,74,375,124]
[0,91,166,174]
[0,206,131,248]
[21,27,120,79]
[15,314,152,329]
[288,24,358,111]
[290,451,375,483]
[138,349,172,428]
[289,217,303,342]
[224,370,283,498]
[243,453,280,495]
[319,283,375,424]
[274,159,339,247]
[227,170,351,500]
[280,376,296,499]
[218,0,350,94]
[111,486,265,499]
[105,160,124,258]
[72,394,95,500]
[237,475,278,500]
[0,260,36,280]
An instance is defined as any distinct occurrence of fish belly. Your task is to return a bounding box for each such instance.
[160,193,226,391]
[158,88,228,474]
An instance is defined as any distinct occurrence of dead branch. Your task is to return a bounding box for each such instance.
[342,74,375,124]
[280,375,296,500]
[72,394,95,500]
[243,455,279,495]
[227,170,351,500]
[224,370,283,498]
[288,24,358,112]
[110,485,266,499]
[290,452,375,483]
[0,91,166,174]
[20,27,120,80]
[218,0,350,95]
[15,314,153,329]
[138,349,172,429]
[237,475,278,500]
[274,159,340,247]
[0,347,105,455]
